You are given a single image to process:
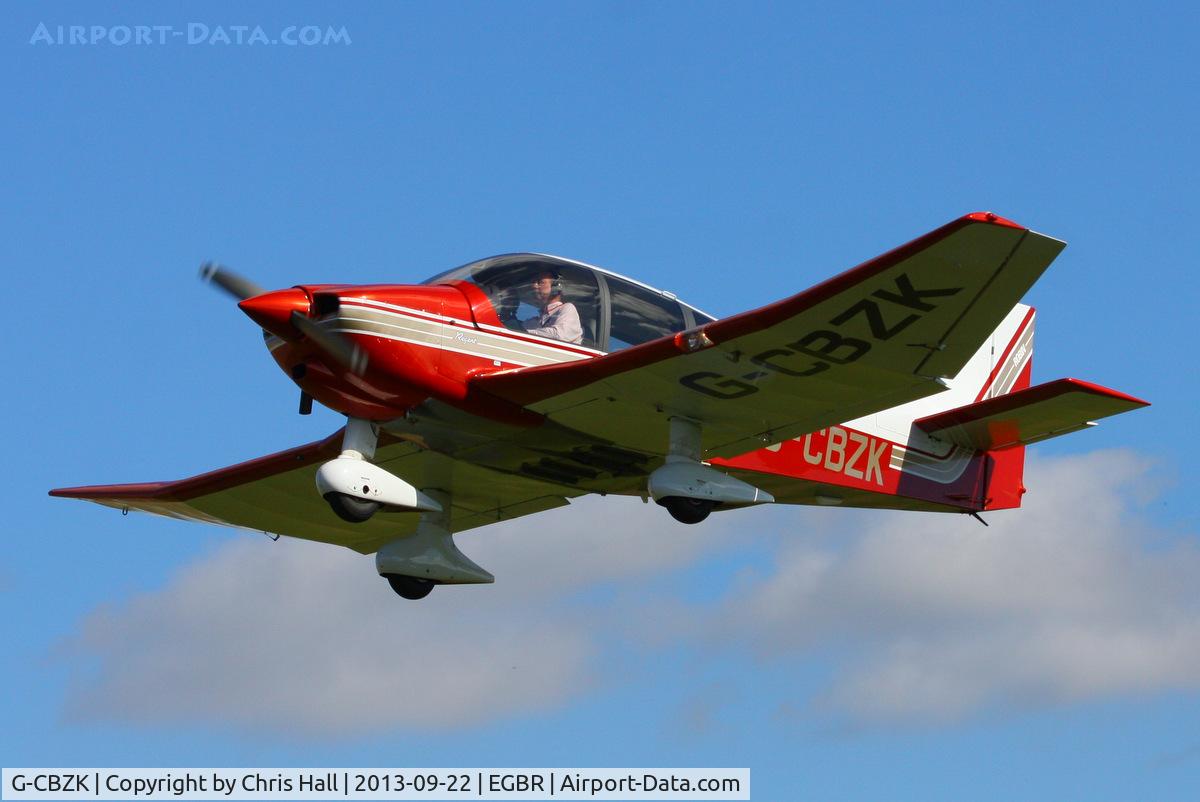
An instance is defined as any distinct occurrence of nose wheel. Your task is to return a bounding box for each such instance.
[324,491,381,523]
[375,489,494,601]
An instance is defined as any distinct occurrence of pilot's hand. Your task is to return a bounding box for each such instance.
[500,306,523,331]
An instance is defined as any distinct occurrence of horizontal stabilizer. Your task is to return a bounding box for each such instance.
[914,378,1149,451]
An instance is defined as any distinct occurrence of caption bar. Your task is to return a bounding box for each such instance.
[3,769,749,800]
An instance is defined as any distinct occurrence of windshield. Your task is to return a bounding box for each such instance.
[427,256,602,349]
[426,254,714,351]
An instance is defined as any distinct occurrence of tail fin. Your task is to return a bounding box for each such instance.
[904,303,1148,509]
[864,303,1034,509]
[969,303,1034,510]
[874,302,1037,435]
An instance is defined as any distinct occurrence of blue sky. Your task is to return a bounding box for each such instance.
[3,1,1199,799]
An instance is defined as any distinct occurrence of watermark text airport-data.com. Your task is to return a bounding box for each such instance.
[30,23,351,47]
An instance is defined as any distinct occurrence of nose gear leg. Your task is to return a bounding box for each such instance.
[376,489,494,599]
[317,418,441,523]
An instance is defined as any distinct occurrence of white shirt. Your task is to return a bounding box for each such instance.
[522,299,583,344]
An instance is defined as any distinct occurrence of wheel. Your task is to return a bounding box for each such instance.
[660,496,715,524]
[385,574,436,600]
[324,491,381,523]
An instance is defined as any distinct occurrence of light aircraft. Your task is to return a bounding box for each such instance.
[52,213,1149,599]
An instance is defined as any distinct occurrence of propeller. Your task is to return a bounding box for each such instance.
[199,262,369,417]
[289,310,369,375]
[199,261,265,301]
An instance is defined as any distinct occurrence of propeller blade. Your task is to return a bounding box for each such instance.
[199,261,266,301]
[289,310,369,376]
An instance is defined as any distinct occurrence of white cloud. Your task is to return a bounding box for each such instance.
[62,496,732,736]
[62,449,1200,734]
[701,449,1200,723]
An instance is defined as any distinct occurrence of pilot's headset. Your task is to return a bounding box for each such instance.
[545,270,565,297]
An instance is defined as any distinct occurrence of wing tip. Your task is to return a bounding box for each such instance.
[964,211,1025,230]
[49,482,171,500]
[49,485,92,499]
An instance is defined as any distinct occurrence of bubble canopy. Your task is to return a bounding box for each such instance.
[424,253,715,352]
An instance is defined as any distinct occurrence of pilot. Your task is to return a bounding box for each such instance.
[522,269,583,344]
